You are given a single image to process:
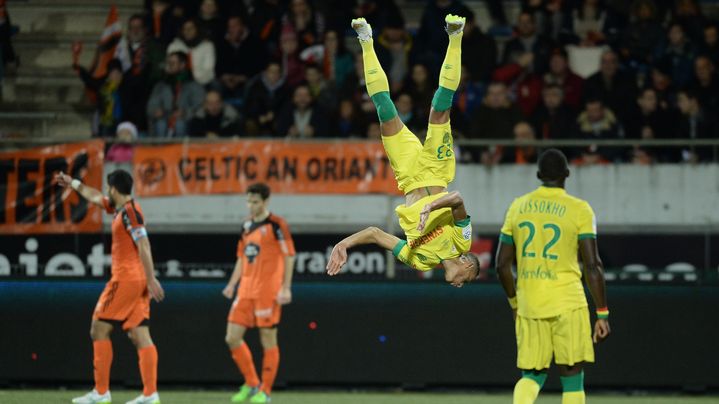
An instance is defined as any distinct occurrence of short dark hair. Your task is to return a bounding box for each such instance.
[129,13,145,25]
[247,183,271,200]
[538,149,569,182]
[107,169,133,195]
[169,51,189,65]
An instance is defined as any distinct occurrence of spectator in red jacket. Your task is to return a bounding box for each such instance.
[493,52,543,117]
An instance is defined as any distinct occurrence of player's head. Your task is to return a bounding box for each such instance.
[537,148,570,186]
[106,169,133,204]
[246,183,271,218]
[443,253,480,288]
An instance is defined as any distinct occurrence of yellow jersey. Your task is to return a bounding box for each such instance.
[500,186,596,319]
[392,192,472,271]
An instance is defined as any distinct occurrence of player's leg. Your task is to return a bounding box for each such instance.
[513,369,547,404]
[71,320,114,404]
[250,327,279,403]
[513,315,553,404]
[227,298,261,402]
[558,364,586,404]
[125,326,160,404]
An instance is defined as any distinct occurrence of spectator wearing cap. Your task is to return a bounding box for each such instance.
[583,50,637,122]
[692,55,719,117]
[74,58,126,136]
[458,6,497,84]
[654,21,696,88]
[215,15,267,105]
[375,19,414,92]
[244,61,289,135]
[502,11,554,75]
[189,90,242,137]
[146,51,205,137]
[276,84,329,138]
[543,49,583,111]
[107,122,138,163]
[531,84,576,140]
[167,18,216,85]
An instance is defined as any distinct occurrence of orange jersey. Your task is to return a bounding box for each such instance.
[236,213,295,300]
[103,198,147,281]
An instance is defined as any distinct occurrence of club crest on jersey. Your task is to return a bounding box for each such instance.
[244,243,260,263]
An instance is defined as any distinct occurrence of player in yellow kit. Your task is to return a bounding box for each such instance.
[325,15,479,287]
[496,149,611,404]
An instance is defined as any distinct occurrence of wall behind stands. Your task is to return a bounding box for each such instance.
[2,281,718,390]
[126,164,719,233]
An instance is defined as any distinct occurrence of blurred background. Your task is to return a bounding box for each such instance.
[1,0,719,399]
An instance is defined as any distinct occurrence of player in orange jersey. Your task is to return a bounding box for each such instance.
[222,183,296,403]
[56,169,164,404]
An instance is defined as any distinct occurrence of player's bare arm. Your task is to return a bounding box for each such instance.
[495,241,518,320]
[277,255,295,305]
[54,171,104,206]
[223,259,243,299]
[417,191,467,232]
[579,238,610,343]
[137,237,165,302]
[326,227,400,275]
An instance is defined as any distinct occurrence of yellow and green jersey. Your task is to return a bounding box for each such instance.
[392,192,472,271]
[500,186,596,319]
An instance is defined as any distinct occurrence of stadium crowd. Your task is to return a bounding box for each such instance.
[67,0,719,163]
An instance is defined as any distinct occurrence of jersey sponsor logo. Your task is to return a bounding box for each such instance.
[254,307,273,318]
[519,265,558,281]
[518,199,567,217]
[244,243,260,264]
[409,227,444,249]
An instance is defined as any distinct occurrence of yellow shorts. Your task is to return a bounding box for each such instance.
[381,121,455,194]
[515,306,594,370]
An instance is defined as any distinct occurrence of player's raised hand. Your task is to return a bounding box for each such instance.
[222,283,235,299]
[417,204,432,232]
[326,243,348,275]
[55,171,73,188]
[593,318,610,343]
[148,277,165,302]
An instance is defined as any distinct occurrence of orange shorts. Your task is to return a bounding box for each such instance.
[228,297,281,328]
[93,280,150,331]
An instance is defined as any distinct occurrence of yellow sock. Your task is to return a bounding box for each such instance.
[439,32,462,91]
[562,391,586,404]
[513,377,541,404]
[360,39,390,96]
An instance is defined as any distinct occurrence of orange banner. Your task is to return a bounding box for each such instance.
[133,141,400,196]
[0,141,105,234]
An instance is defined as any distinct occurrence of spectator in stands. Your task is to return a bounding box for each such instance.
[654,21,696,88]
[395,93,423,134]
[340,53,375,117]
[249,0,284,52]
[573,97,624,162]
[376,19,414,92]
[277,28,305,88]
[146,0,181,48]
[147,51,205,137]
[543,49,583,111]
[701,23,719,65]
[336,98,367,138]
[304,63,338,114]
[197,0,224,45]
[671,0,706,44]
[620,0,664,69]
[502,11,553,75]
[625,87,676,163]
[676,88,717,162]
[75,59,126,136]
[531,84,576,139]
[522,0,565,41]
[244,61,289,135]
[584,50,637,121]
[416,0,465,71]
[282,0,325,50]
[300,30,354,89]
[501,121,540,164]
[106,122,138,163]
[167,18,216,85]
[451,65,484,137]
[215,15,267,105]
[402,63,434,124]
[692,56,719,116]
[115,14,165,132]
[648,60,677,110]
[366,122,381,139]
[276,84,329,138]
[562,0,618,46]
[347,0,403,35]
[458,6,497,84]
[470,81,523,140]
[493,52,543,117]
[188,90,242,137]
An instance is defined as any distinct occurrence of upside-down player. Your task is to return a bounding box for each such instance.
[326,15,479,287]
[56,169,164,404]
[495,149,611,404]
[222,183,296,403]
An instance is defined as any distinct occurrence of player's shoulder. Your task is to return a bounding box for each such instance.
[563,191,593,210]
[122,200,145,223]
[267,213,290,227]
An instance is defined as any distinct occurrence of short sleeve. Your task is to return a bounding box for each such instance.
[577,202,597,240]
[499,200,516,245]
[122,204,147,243]
[275,218,296,256]
[102,197,115,214]
[452,216,472,254]
[392,240,411,266]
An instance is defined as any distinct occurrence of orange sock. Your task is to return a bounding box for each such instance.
[137,345,158,396]
[93,340,113,395]
[231,343,259,387]
[261,346,280,395]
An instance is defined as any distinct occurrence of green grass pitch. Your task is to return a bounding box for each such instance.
[0,390,717,404]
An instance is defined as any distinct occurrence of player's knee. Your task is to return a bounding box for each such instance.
[225,332,243,348]
[259,328,278,349]
[90,322,110,340]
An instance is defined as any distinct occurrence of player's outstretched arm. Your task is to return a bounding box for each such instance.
[495,241,518,319]
[326,227,400,275]
[137,237,165,302]
[54,171,104,207]
[579,238,610,343]
[222,259,243,299]
[417,191,467,232]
